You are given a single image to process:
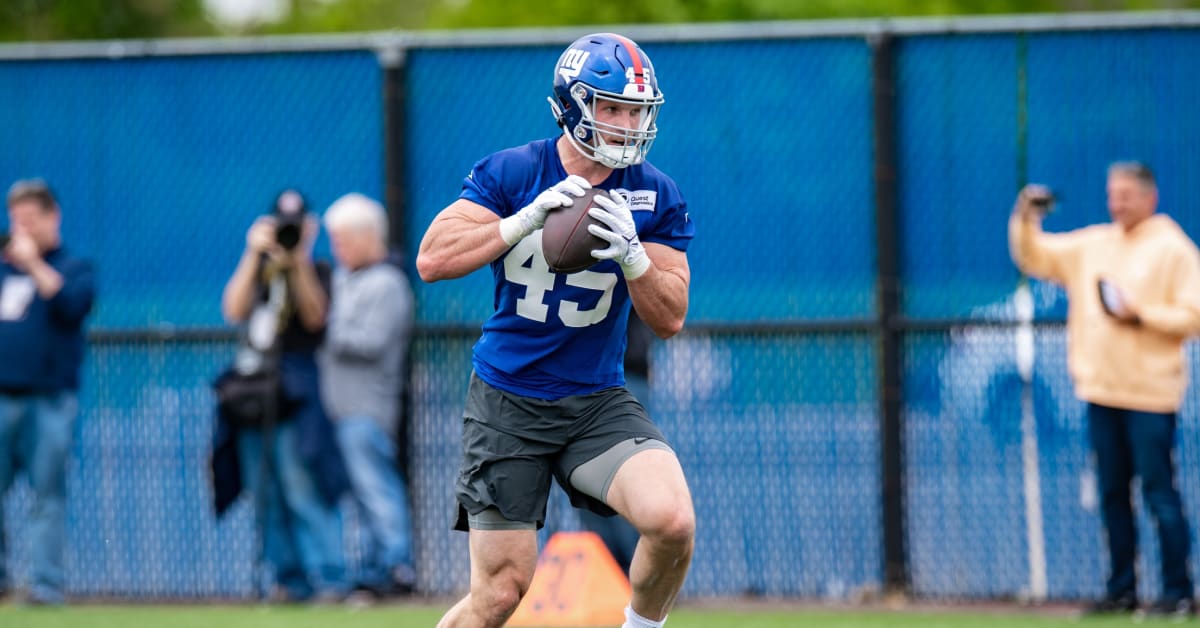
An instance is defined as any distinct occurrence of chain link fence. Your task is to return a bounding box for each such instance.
[1,16,1200,602]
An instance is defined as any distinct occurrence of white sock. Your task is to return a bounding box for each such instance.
[623,605,666,628]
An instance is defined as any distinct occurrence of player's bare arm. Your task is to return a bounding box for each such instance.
[419,175,589,283]
[416,199,510,282]
[628,243,689,339]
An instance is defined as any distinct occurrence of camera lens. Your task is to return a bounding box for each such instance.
[272,190,306,251]
[275,222,301,250]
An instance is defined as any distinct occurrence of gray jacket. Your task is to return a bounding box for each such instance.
[318,261,414,436]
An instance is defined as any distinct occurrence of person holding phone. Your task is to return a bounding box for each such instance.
[1009,162,1200,619]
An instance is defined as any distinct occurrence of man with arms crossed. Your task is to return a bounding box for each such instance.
[417,33,695,628]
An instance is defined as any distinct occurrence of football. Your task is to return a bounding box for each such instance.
[541,187,609,274]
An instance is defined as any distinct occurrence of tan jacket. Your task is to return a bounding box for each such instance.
[1009,212,1200,412]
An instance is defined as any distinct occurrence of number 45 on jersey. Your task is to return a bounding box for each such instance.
[505,232,616,328]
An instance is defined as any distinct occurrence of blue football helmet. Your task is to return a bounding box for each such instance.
[549,33,664,169]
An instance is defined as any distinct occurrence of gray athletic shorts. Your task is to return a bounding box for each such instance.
[453,371,672,531]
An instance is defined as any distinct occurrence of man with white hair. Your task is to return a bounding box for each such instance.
[319,193,417,599]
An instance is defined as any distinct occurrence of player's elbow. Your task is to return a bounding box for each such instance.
[654,316,685,339]
[416,251,449,283]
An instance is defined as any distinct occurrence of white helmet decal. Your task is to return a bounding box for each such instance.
[557,49,590,84]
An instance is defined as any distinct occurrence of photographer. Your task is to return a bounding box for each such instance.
[0,179,95,606]
[214,190,348,603]
[1009,163,1200,619]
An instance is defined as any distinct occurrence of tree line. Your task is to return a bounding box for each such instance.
[0,0,1191,43]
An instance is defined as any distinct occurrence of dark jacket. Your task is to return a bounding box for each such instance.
[211,351,350,516]
[0,247,95,392]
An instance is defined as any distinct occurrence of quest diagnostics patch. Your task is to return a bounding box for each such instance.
[613,189,657,212]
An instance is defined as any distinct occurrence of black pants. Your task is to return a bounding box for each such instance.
[1087,403,1193,602]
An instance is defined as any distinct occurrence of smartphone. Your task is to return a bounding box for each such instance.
[1097,279,1120,317]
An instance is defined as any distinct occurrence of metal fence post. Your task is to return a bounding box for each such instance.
[379,44,408,258]
[870,29,908,595]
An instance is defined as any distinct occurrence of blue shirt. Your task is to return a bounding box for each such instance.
[0,247,95,392]
[461,138,693,399]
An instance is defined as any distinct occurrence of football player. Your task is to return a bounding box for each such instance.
[417,32,695,628]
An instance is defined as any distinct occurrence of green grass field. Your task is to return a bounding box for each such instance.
[0,603,1144,628]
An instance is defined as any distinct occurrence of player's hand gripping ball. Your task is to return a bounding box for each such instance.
[541,187,609,274]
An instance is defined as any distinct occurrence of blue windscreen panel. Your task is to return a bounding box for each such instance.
[1025,29,1200,248]
[405,38,877,325]
[0,51,384,328]
[403,37,881,599]
[896,34,1024,320]
[3,23,1200,602]
[407,332,882,597]
[1018,30,1200,599]
[899,28,1200,599]
[904,326,1200,600]
[405,44,562,325]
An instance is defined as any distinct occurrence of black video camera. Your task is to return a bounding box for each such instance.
[272,189,308,251]
[1030,195,1056,212]
[1024,184,1057,215]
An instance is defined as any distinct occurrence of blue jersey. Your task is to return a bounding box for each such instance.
[461,138,694,400]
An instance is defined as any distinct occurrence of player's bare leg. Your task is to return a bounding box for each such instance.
[437,528,538,628]
[606,448,695,623]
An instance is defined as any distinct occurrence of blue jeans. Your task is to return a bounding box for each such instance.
[1087,403,1193,602]
[335,418,413,590]
[237,418,346,600]
[0,391,78,604]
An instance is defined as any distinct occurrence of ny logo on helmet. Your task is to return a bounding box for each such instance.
[558,49,590,83]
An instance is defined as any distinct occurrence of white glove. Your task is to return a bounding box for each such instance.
[587,191,651,280]
[499,175,590,245]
